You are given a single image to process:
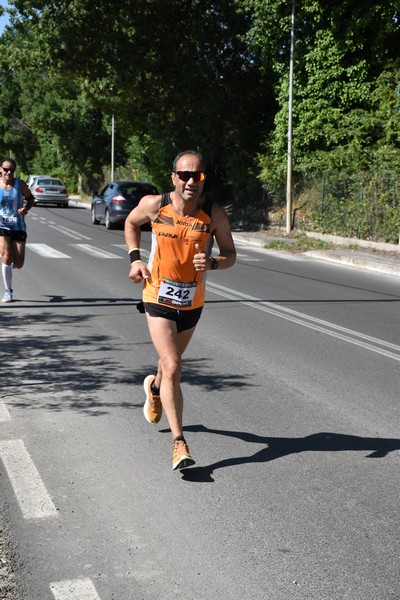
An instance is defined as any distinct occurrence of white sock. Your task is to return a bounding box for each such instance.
[2,263,12,291]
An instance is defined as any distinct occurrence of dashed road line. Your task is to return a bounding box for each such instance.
[48,224,92,241]
[0,439,58,519]
[112,244,150,259]
[50,578,101,600]
[29,215,92,240]
[74,244,123,259]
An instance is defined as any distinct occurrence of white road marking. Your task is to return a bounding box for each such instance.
[27,244,70,258]
[112,244,150,258]
[56,225,91,240]
[30,215,91,240]
[74,244,123,259]
[30,215,48,222]
[206,281,400,362]
[47,224,89,240]
[50,578,101,600]
[0,439,58,519]
[0,400,11,422]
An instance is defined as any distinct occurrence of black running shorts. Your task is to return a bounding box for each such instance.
[143,302,203,333]
[0,229,27,242]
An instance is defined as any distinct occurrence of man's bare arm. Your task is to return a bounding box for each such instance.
[194,203,236,272]
[210,203,236,270]
[18,180,35,214]
[124,194,161,283]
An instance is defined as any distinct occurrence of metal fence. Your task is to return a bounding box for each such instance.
[230,171,400,243]
[307,171,400,243]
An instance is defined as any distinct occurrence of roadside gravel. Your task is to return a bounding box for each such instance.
[0,514,20,600]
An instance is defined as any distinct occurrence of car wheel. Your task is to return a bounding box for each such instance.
[91,206,100,225]
[105,210,115,230]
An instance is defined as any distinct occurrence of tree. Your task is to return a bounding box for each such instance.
[242,0,400,193]
[4,0,273,203]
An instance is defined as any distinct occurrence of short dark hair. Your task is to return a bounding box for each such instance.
[172,150,204,173]
[1,158,16,169]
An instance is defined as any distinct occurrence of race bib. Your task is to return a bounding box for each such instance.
[158,278,197,307]
[0,215,18,226]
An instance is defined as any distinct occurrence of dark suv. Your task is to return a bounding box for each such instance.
[91,181,158,229]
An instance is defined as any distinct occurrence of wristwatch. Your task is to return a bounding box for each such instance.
[210,257,218,270]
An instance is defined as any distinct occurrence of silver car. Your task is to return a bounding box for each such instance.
[30,177,69,207]
[27,174,50,188]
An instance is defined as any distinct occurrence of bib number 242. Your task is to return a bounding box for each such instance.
[158,279,196,308]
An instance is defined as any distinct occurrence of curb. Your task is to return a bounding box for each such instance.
[305,250,400,277]
[231,233,399,277]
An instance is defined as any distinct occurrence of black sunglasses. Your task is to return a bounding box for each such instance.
[2,167,15,173]
[175,171,205,183]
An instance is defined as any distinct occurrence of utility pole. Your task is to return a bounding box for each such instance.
[286,0,295,234]
[111,114,115,182]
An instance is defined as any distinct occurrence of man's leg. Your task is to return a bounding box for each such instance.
[0,236,13,299]
[145,313,196,440]
[0,234,12,265]
[153,328,193,387]
[12,240,26,269]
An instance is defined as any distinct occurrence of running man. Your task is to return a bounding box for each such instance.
[125,150,236,470]
[0,158,35,303]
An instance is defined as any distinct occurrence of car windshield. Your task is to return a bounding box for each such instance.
[119,184,156,199]
[37,178,64,186]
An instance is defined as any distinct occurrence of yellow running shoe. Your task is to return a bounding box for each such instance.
[172,439,195,470]
[143,375,162,424]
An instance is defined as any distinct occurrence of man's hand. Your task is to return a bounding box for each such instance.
[128,261,150,284]
[193,244,209,271]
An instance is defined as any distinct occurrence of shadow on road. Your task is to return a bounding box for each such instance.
[176,425,400,482]
[0,310,137,416]
[1,310,254,416]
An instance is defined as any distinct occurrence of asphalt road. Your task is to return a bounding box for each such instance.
[0,203,399,600]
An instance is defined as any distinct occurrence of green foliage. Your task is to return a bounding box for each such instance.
[0,0,398,241]
[264,240,291,250]
[243,1,400,176]
[3,0,271,202]
[294,237,330,250]
[264,236,330,252]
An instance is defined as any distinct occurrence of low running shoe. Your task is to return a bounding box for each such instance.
[2,290,14,303]
[143,375,162,424]
[172,439,195,470]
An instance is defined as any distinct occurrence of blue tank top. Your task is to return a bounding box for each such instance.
[0,179,26,231]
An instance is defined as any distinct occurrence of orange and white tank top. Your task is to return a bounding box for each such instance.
[143,193,214,310]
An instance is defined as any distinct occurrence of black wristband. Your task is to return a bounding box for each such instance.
[129,249,141,263]
[210,257,218,270]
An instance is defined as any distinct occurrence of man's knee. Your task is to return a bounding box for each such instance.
[161,357,181,379]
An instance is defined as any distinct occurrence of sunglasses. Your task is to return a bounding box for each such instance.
[175,171,205,183]
[2,167,15,173]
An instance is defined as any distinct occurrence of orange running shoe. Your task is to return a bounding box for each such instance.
[172,439,195,470]
[143,375,162,424]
